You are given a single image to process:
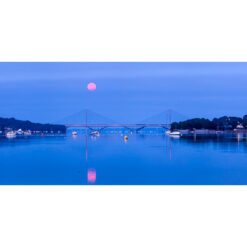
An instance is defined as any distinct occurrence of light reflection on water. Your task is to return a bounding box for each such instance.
[87,169,96,184]
[0,132,247,185]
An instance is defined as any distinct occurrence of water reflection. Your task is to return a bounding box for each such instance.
[87,169,96,184]
[84,133,96,184]
[2,132,247,185]
[169,137,172,160]
[172,135,247,154]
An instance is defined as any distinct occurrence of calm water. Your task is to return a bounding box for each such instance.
[0,132,247,185]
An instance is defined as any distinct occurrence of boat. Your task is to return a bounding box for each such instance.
[169,131,181,136]
[24,130,32,136]
[165,130,171,135]
[72,131,78,136]
[89,131,100,137]
[6,131,16,138]
[124,135,128,141]
[16,129,23,135]
[234,124,244,131]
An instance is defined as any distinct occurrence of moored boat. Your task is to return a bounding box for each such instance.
[169,131,181,136]
[89,131,100,137]
[16,129,24,135]
[24,130,32,136]
[72,131,78,136]
[6,131,16,138]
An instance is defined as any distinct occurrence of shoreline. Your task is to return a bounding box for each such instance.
[176,129,247,137]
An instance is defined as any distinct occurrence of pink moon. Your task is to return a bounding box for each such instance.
[87,83,96,91]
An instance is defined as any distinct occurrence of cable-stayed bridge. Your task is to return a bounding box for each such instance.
[55,109,187,132]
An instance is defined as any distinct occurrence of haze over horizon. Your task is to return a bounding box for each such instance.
[0,62,247,124]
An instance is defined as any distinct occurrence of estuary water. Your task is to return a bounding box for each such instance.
[0,132,247,185]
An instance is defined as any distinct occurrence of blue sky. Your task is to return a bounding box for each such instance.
[0,62,247,123]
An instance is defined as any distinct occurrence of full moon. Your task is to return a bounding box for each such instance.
[87,82,96,91]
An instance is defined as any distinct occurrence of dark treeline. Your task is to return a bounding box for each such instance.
[171,115,247,130]
[0,117,66,133]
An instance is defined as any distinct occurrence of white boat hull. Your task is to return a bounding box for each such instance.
[6,132,16,138]
[169,131,181,136]
[90,131,100,137]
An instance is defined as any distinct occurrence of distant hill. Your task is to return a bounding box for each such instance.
[0,117,66,133]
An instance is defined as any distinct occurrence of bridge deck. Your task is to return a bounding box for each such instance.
[66,124,170,128]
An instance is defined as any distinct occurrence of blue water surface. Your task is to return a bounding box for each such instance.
[0,132,247,185]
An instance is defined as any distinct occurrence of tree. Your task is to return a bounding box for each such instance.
[0,117,66,133]
[171,115,246,130]
[171,118,216,130]
[243,115,247,128]
[212,116,242,130]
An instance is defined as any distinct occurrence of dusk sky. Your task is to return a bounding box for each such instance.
[0,62,247,123]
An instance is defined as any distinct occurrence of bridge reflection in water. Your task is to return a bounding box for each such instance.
[62,109,185,184]
[82,131,176,185]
